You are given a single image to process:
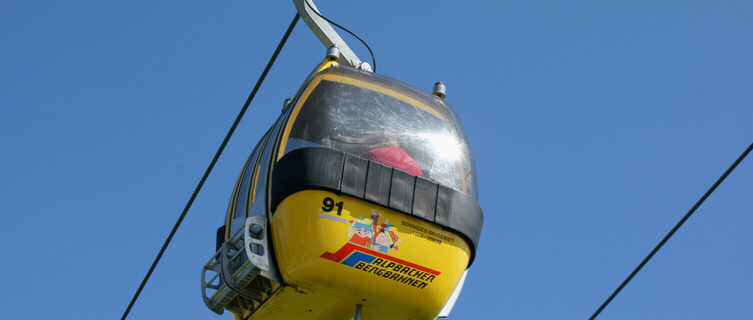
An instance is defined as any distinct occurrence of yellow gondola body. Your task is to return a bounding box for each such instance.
[201,59,483,320]
[270,190,470,319]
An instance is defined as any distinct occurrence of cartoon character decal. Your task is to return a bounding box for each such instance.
[347,217,374,247]
[347,210,402,253]
[321,206,440,289]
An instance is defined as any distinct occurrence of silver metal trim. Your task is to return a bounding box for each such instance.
[318,212,347,223]
[244,215,280,281]
[244,215,270,271]
[433,81,447,99]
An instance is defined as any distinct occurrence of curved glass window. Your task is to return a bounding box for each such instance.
[248,117,284,218]
[226,133,265,238]
[280,67,477,198]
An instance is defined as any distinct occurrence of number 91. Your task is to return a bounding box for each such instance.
[322,197,344,216]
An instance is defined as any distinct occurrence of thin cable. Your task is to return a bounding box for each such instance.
[120,14,300,320]
[589,141,753,319]
[304,0,376,72]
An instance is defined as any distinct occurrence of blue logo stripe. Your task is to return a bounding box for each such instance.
[340,251,376,267]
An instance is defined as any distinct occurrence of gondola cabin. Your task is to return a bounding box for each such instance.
[201,54,483,320]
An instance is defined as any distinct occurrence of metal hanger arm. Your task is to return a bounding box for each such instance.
[292,0,362,67]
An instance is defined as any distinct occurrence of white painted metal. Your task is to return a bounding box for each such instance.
[245,215,280,281]
[437,270,468,318]
[293,0,362,68]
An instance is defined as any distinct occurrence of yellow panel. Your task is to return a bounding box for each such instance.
[270,190,471,320]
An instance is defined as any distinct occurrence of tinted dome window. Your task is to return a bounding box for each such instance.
[282,68,477,198]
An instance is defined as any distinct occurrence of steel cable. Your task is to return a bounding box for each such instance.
[589,141,753,319]
[120,14,300,320]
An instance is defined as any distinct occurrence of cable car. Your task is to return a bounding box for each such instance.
[201,2,483,319]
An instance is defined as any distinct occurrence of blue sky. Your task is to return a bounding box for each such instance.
[1,0,751,319]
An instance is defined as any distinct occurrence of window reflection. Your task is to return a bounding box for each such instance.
[283,73,476,198]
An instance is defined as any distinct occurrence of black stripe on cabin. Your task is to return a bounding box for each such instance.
[270,147,483,267]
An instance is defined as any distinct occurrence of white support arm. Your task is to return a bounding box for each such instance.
[293,0,362,68]
[438,270,468,318]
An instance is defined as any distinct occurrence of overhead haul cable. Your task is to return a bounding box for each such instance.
[120,14,300,320]
[589,141,753,319]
